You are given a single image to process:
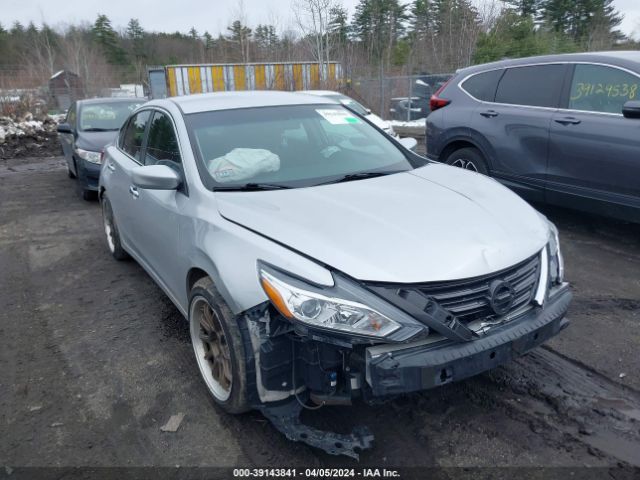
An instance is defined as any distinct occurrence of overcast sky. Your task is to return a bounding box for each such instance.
[3,0,640,39]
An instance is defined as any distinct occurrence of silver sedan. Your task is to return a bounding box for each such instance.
[99,91,570,455]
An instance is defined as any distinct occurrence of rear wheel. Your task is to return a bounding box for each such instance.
[101,194,129,261]
[445,147,489,175]
[189,277,250,414]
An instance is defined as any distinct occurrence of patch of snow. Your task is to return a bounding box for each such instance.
[390,118,426,128]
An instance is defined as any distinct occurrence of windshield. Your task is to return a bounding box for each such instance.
[187,104,418,190]
[329,95,369,116]
[79,101,143,131]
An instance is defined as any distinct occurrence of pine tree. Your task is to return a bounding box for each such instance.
[352,0,407,61]
[255,25,278,49]
[409,0,435,40]
[126,19,144,41]
[126,18,145,59]
[203,31,214,50]
[328,6,350,44]
[10,21,25,35]
[227,20,252,62]
[92,14,127,64]
[503,0,542,17]
[540,0,623,46]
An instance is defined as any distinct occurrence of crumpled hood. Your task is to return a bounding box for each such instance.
[216,164,549,283]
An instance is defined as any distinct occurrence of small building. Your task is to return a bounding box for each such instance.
[48,70,83,111]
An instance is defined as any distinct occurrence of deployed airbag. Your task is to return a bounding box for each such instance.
[207,148,280,183]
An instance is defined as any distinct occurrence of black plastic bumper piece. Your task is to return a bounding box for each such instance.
[366,286,572,397]
[259,398,374,460]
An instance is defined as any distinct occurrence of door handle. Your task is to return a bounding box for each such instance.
[480,110,499,118]
[129,185,139,199]
[106,162,116,172]
[554,117,581,125]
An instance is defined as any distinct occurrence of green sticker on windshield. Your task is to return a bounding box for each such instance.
[316,109,361,125]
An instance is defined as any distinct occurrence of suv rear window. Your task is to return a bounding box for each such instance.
[495,64,565,108]
[462,69,503,102]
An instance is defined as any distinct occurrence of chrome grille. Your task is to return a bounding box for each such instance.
[369,253,541,324]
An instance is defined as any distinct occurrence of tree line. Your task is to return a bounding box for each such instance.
[0,0,636,94]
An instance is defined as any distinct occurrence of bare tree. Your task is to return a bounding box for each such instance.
[294,0,337,82]
[229,0,252,62]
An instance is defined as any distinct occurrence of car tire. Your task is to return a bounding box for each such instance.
[81,189,97,201]
[189,277,250,415]
[101,194,129,261]
[445,147,489,175]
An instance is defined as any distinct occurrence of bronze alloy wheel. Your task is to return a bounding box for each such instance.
[190,296,232,401]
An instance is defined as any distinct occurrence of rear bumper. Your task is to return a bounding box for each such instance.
[365,285,572,397]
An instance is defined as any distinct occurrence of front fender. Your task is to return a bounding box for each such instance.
[186,216,334,315]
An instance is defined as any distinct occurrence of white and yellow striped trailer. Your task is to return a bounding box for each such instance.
[159,62,343,97]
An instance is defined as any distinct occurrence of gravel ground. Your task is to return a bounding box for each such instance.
[0,156,639,475]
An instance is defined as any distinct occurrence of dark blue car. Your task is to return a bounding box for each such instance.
[426,51,640,223]
[57,98,144,200]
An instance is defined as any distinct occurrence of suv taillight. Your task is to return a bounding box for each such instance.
[429,77,453,112]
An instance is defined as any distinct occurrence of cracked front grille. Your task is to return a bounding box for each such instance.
[369,253,541,324]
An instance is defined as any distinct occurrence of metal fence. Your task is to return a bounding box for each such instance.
[347,74,453,122]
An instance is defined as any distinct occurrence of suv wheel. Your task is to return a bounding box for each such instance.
[101,194,129,260]
[445,147,489,175]
[189,277,250,414]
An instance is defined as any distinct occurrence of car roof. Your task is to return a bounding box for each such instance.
[299,90,343,97]
[78,97,145,106]
[166,90,338,114]
[457,51,640,76]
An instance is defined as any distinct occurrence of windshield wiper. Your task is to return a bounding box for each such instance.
[213,182,293,191]
[81,128,119,132]
[317,170,406,186]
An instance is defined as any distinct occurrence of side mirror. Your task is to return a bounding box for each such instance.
[415,79,430,87]
[57,123,72,134]
[398,137,418,151]
[622,100,640,119]
[365,108,372,114]
[132,164,181,190]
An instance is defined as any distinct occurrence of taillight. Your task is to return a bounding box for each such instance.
[429,77,453,112]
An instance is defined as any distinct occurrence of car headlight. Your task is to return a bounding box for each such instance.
[75,148,102,164]
[257,262,425,341]
[547,221,564,285]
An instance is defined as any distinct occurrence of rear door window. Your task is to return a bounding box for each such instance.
[462,69,503,102]
[495,64,566,108]
[145,111,182,166]
[121,110,151,161]
[568,64,640,114]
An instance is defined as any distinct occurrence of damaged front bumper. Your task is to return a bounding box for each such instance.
[249,283,571,458]
[365,284,572,397]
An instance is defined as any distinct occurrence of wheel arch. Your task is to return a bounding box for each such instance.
[440,139,489,168]
[184,252,240,316]
[187,267,211,297]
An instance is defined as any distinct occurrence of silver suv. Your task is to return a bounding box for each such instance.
[99,91,571,457]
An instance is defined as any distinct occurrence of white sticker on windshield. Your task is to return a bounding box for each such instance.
[316,109,361,125]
